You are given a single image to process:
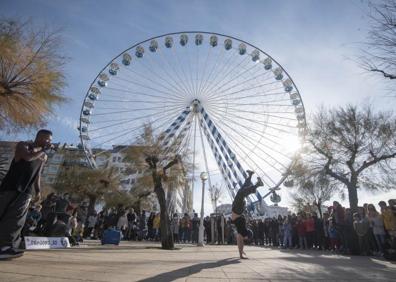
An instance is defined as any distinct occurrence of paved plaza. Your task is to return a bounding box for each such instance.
[0,241,395,282]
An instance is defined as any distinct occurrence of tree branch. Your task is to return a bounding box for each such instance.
[324,158,350,186]
[357,152,396,174]
[370,68,396,79]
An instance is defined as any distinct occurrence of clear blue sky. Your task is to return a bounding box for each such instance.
[1,0,395,212]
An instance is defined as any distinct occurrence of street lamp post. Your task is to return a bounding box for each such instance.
[198,171,208,246]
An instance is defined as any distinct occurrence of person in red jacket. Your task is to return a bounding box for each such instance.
[304,213,315,249]
[296,215,307,249]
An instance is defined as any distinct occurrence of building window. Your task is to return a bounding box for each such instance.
[112,156,117,162]
[117,156,122,162]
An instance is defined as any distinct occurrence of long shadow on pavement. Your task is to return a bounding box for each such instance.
[136,258,240,282]
[275,252,394,280]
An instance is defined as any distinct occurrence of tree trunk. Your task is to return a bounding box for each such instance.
[88,195,97,214]
[347,184,359,214]
[316,204,323,219]
[154,183,174,250]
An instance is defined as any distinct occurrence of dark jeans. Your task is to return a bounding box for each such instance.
[0,190,32,249]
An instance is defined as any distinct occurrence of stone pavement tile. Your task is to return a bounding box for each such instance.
[0,272,32,282]
[1,241,396,282]
[186,279,229,282]
[223,271,265,280]
[188,270,228,279]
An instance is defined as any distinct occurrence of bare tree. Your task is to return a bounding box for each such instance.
[54,166,121,213]
[289,159,340,218]
[360,0,396,83]
[0,19,67,132]
[302,104,396,213]
[208,183,223,213]
[124,124,192,250]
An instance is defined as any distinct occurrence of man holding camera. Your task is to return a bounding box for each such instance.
[0,129,52,259]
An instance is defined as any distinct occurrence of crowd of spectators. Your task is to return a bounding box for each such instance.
[21,193,396,259]
[245,200,396,259]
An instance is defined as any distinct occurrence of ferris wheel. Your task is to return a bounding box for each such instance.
[78,31,306,212]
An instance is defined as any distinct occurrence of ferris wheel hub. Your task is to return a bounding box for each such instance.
[190,99,201,113]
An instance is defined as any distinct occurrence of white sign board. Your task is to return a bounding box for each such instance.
[24,236,70,250]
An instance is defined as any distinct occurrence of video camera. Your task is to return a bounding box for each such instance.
[44,143,60,152]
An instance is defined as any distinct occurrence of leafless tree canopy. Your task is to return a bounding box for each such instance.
[298,104,396,211]
[289,159,340,217]
[0,19,67,132]
[361,0,396,82]
[54,165,122,210]
[208,183,223,213]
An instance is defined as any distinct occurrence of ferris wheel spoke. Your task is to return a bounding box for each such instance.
[208,69,272,102]
[195,45,213,97]
[183,43,199,99]
[171,47,196,98]
[209,76,279,102]
[196,44,224,96]
[210,97,291,107]
[199,46,235,99]
[91,103,181,116]
[106,85,182,102]
[201,51,250,98]
[209,47,243,92]
[98,98,176,104]
[211,108,297,134]
[208,109,294,159]
[89,109,182,133]
[91,108,182,149]
[96,89,168,102]
[208,111,295,161]
[215,84,286,101]
[93,111,182,160]
[211,105,296,122]
[195,45,200,99]
[110,76,185,102]
[209,113,289,173]
[203,55,251,99]
[142,52,190,98]
[120,61,185,100]
[91,106,181,125]
[205,57,266,99]
[210,89,288,103]
[210,99,295,109]
[156,48,194,98]
[91,105,183,129]
[209,109,288,145]
[197,45,228,98]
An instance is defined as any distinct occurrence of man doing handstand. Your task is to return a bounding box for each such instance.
[231,170,263,259]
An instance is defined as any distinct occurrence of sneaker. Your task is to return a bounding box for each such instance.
[0,248,24,260]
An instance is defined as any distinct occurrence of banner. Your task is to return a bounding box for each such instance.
[24,236,70,250]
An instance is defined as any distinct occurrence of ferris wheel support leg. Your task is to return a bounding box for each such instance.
[162,107,191,146]
[199,108,264,205]
[198,117,236,200]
